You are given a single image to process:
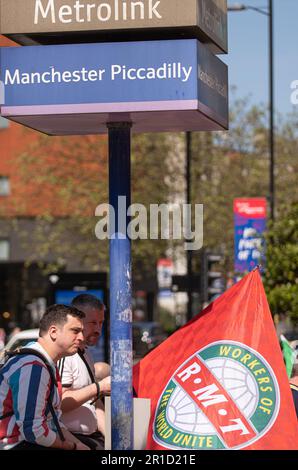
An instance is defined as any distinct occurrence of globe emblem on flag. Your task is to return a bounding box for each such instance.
[153,341,280,450]
[167,357,259,435]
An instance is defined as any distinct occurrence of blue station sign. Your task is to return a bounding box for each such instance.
[0,39,228,134]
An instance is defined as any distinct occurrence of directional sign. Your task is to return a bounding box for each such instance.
[0,0,227,54]
[0,39,228,135]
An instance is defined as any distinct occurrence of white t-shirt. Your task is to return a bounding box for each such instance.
[59,350,98,435]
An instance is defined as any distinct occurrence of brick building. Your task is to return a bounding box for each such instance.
[0,36,109,330]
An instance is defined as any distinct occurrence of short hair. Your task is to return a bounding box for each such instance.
[71,294,104,312]
[39,304,85,336]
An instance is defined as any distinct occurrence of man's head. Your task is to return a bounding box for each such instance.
[39,304,85,358]
[71,294,105,347]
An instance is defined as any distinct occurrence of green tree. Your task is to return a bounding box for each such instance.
[131,133,171,280]
[10,131,171,278]
[189,97,269,273]
[264,202,298,325]
[188,97,298,277]
[4,96,298,318]
[13,134,109,272]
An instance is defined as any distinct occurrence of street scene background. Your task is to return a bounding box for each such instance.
[0,0,297,367]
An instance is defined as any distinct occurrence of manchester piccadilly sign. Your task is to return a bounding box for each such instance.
[0,39,228,135]
[0,0,227,53]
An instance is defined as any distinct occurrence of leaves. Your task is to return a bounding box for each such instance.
[2,95,297,324]
[8,131,171,277]
[264,202,298,324]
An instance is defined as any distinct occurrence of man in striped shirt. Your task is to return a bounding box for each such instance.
[0,304,90,450]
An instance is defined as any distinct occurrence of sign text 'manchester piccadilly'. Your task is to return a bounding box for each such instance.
[0,0,227,54]
[4,63,194,85]
[0,39,228,134]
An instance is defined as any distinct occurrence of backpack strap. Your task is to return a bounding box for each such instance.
[59,350,96,384]
[77,349,96,384]
[0,348,65,442]
[58,357,66,380]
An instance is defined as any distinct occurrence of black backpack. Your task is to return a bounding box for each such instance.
[0,347,65,441]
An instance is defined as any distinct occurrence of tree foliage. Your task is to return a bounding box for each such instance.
[264,202,298,325]
[12,131,171,277]
[14,134,109,272]
[189,96,298,277]
[5,94,298,322]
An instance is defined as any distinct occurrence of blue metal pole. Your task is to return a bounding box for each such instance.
[108,122,133,450]
[269,0,275,221]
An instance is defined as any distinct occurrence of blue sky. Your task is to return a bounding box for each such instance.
[224,0,298,117]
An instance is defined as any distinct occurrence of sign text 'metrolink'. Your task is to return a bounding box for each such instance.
[35,0,162,24]
[0,1,228,54]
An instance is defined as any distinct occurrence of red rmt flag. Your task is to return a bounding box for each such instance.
[133,270,298,450]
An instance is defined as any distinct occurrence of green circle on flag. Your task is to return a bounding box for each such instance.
[153,341,280,450]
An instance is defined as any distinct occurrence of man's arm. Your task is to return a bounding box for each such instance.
[60,354,97,412]
[61,383,98,412]
[61,376,111,413]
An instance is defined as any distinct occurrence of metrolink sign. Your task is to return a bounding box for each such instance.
[0,39,228,135]
[0,0,227,53]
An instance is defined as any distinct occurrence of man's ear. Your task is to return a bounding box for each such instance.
[48,325,58,341]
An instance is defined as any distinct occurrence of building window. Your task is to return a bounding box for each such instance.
[0,240,9,261]
[0,176,10,196]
